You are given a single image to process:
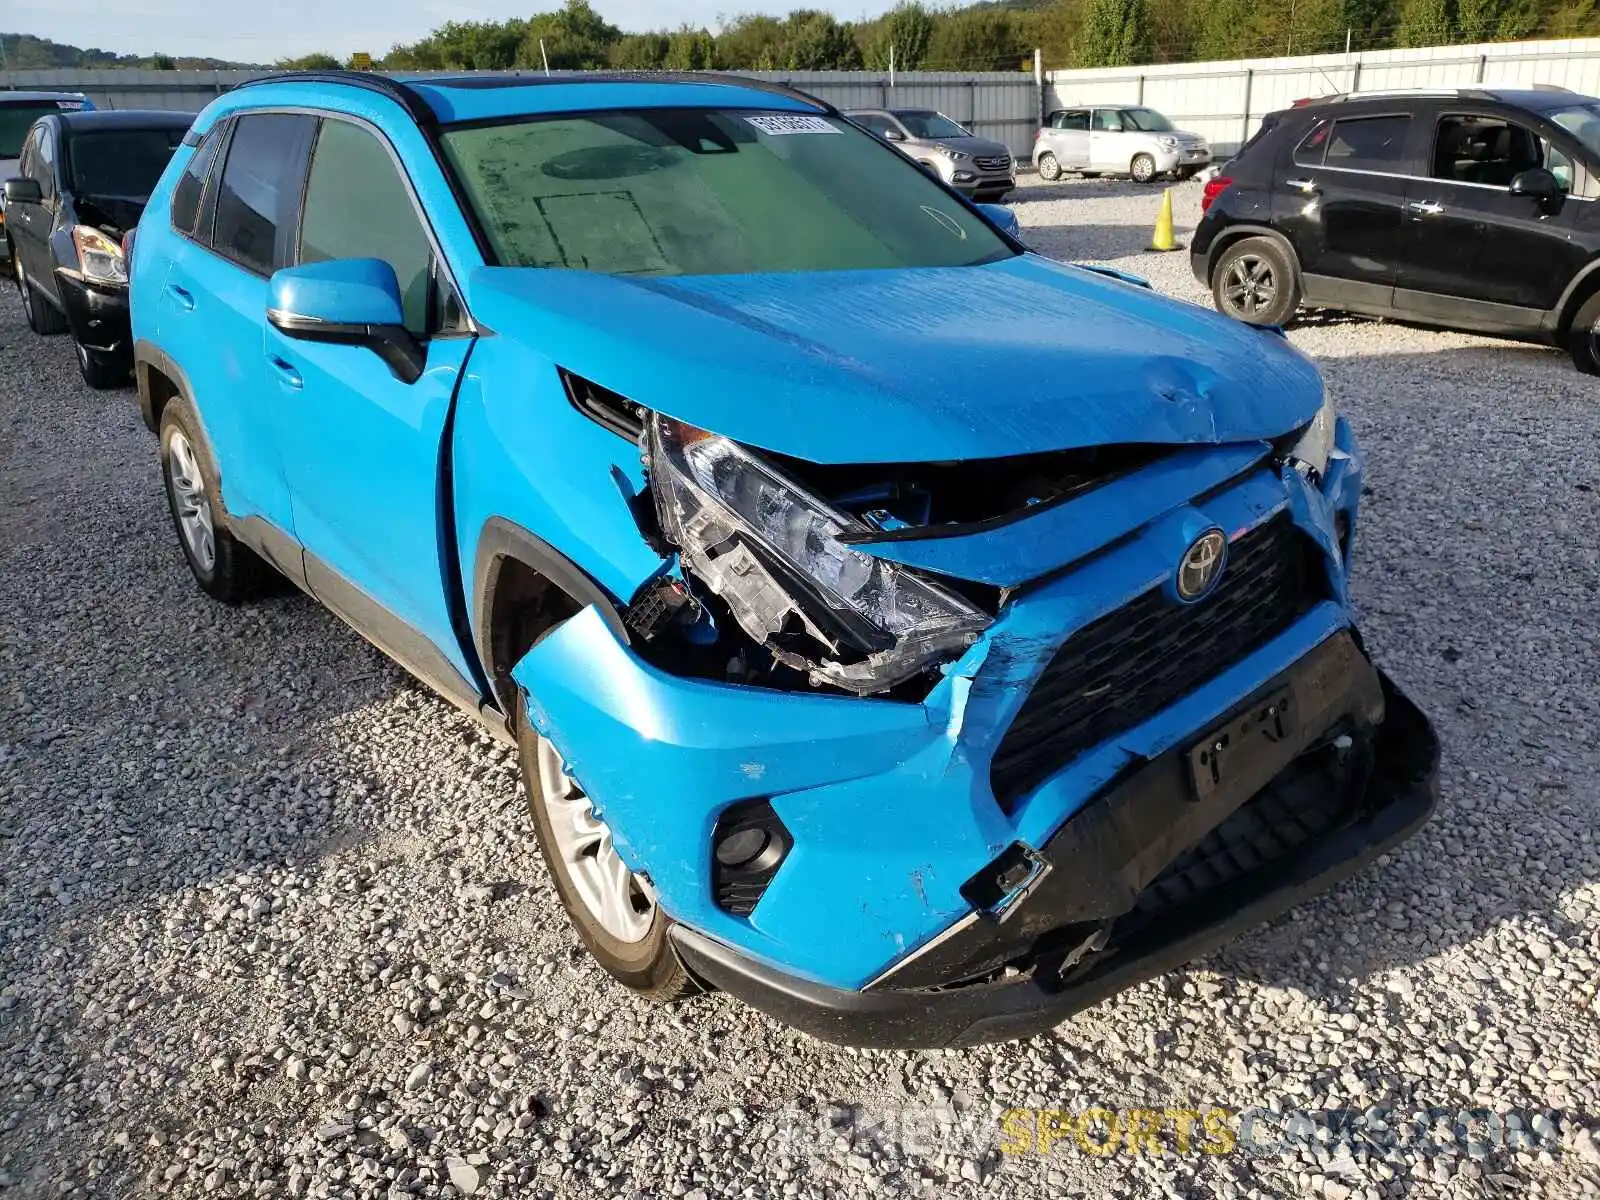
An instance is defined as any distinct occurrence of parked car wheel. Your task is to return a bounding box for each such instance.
[1131,153,1157,184]
[517,704,696,1001]
[75,341,130,390]
[1037,152,1062,181]
[159,396,277,604]
[1211,237,1301,327]
[1567,291,1600,375]
[14,255,68,336]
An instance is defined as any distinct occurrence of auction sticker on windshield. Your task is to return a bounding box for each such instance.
[745,114,840,136]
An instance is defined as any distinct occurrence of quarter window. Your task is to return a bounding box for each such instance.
[170,124,224,239]
[297,119,434,335]
[1324,115,1412,173]
[212,113,316,276]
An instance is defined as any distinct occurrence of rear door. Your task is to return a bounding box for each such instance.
[1043,109,1090,168]
[1397,109,1588,313]
[1275,110,1417,306]
[160,112,315,538]
[266,115,480,686]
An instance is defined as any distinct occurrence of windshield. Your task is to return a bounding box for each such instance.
[0,103,63,159]
[896,111,971,139]
[1547,104,1600,158]
[440,108,1013,277]
[67,128,185,198]
[1121,108,1175,133]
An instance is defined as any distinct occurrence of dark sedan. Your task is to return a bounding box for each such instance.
[4,109,190,388]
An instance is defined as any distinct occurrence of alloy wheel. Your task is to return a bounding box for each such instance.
[1132,155,1155,183]
[536,734,656,944]
[165,429,216,572]
[1223,255,1277,318]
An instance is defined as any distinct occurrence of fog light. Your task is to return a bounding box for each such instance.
[711,800,791,916]
[953,170,976,183]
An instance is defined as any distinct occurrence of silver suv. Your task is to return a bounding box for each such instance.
[1034,106,1210,184]
[845,107,1014,202]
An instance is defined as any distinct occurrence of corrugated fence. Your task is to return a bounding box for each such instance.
[1046,36,1600,155]
[0,68,1044,156]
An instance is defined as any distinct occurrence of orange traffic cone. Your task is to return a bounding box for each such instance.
[1148,188,1184,252]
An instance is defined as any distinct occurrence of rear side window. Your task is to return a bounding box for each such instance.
[1053,110,1089,131]
[171,124,224,238]
[297,119,433,335]
[212,113,316,276]
[1324,115,1412,172]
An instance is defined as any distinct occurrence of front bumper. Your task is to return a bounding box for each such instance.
[1155,146,1212,172]
[55,271,131,355]
[672,647,1438,1047]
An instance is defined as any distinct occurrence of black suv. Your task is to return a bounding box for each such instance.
[4,109,190,388]
[1192,87,1600,373]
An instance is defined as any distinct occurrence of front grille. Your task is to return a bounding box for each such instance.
[976,155,1012,171]
[990,514,1321,808]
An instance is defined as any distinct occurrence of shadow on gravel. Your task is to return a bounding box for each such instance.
[1013,223,1176,264]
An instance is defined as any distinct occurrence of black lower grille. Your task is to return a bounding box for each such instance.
[990,514,1322,808]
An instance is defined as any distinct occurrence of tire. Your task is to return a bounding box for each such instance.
[158,395,277,604]
[1566,290,1600,375]
[75,340,130,390]
[516,700,696,1001]
[1211,237,1302,327]
[15,255,68,336]
[1131,153,1157,184]
[1037,152,1062,182]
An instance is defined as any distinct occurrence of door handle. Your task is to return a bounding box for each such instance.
[1406,200,1444,216]
[269,356,303,390]
[1284,178,1320,193]
[166,283,196,311]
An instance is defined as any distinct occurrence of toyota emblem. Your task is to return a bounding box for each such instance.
[1177,529,1228,601]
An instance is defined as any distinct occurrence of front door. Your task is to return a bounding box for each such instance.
[1275,111,1416,306]
[1090,108,1128,170]
[10,124,59,302]
[264,115,480,687]
[1397,112,1588,313]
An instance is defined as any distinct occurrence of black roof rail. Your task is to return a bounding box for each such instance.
[406,70,836,114]
[231,70,438,126]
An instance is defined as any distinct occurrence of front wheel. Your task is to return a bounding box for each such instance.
[1211,237,1301,327]
[1567,291,1600,375]
[517,708,696,1001]
[1131,153,1157,184]
[1037,152,1062,182]
[16,255,67,336]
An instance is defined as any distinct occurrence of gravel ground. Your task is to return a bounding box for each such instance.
[2,181,1599,1200]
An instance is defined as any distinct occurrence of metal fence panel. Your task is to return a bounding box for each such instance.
[1048,36,1600,155]
[0,67,1044,155]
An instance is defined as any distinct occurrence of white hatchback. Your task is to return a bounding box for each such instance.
[1034,106,1210,184]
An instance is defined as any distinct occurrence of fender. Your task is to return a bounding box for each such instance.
[1543,252,1600,335]
[133,337,192,434]
[1198,222,1301,283]
[471,515,631,718]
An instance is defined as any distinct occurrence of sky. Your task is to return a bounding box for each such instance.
[6,0,904,62]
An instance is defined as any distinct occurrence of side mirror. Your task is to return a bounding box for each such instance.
[3,178,43,205]
[883,128,906,142]
[1510,167,1561,210]
[977,202,1022,241]
[266,258,423,384]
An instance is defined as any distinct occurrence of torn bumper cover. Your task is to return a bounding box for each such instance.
[670,640,1438,1048]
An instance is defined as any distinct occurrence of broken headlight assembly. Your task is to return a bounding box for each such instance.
[647,414,990,695]
[1288,391,1336,481]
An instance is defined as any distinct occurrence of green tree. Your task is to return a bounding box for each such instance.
[148,53,177,70]
[778,11,864,69]
[665,27,717,69]
[1074,0,1153,66]
[926,9,1024,70]
[1395,0,1455,43]
[1455,0,1540,40]
[612,33,669,68]
[864,3,937,70]
[277,51,343,69]
[715,14,786,68]
[520,1,622,70]
[1193,0,1260,60]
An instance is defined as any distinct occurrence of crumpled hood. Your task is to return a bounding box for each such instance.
[467,255,1323,465]
[76,194,147,235]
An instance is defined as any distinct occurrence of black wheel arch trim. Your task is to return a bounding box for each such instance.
[1547,254,1600,335]
[1201,223,1300,287]
[472,516,632,717]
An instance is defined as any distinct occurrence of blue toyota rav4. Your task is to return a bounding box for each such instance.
[130,71,1438,1048]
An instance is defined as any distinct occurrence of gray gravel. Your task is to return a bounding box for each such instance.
[3,183,1600,1200]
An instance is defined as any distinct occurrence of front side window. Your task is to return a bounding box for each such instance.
[172,125,225,238]
[896,111,969,139]
[1325,115,1412,172]
[298,119,433,335]
[0,103,61,160]
[212,112,316,276]
[33,126,58,200]
[1093,109,1125,132]
[1120,108,1174,132]
[68,127,185,199]
[1053,110,1089,131]
[850,113,896,139]
[439,108,1013,277]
